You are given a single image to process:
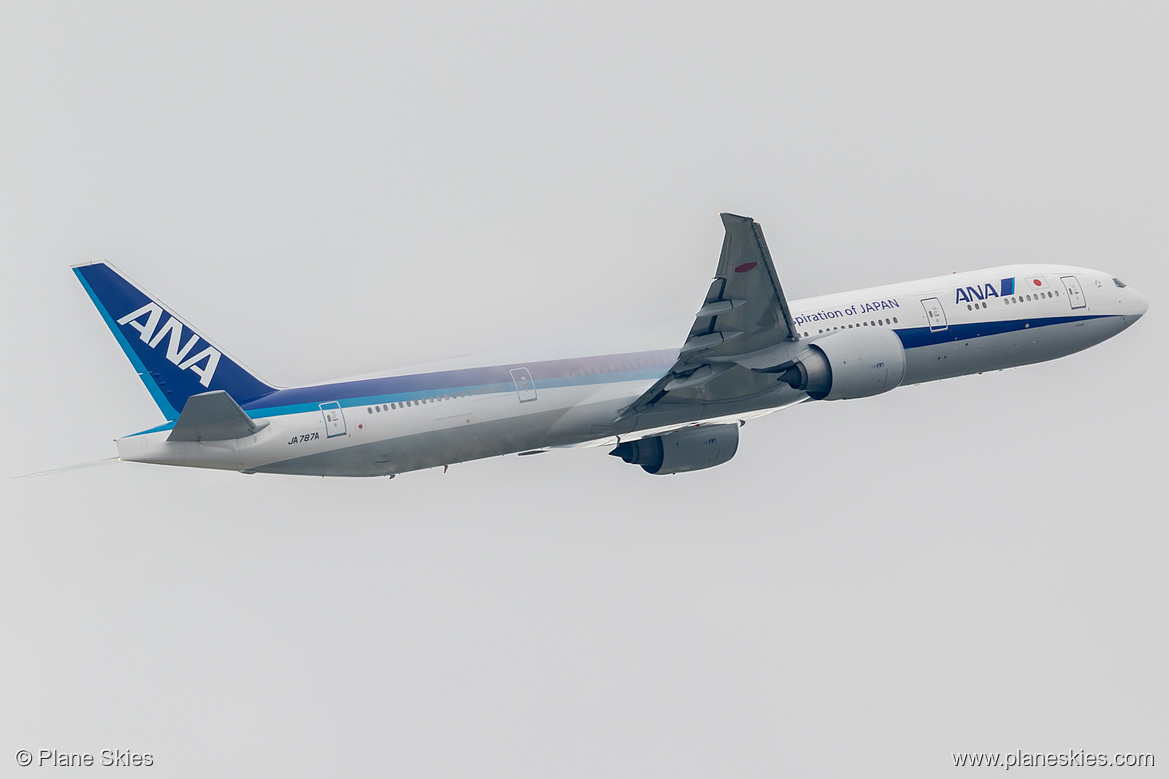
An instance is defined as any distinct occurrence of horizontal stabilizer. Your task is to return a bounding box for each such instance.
[168,391,269,442]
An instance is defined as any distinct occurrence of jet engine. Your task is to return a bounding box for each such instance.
[610,423,739,475]
[776,328,906,400]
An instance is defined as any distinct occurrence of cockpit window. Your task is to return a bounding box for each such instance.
[1114,278,1127,288]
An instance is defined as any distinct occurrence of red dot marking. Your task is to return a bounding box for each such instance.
[734,262,758,273]
[358,424,363,429]
[1033,279,1042,286]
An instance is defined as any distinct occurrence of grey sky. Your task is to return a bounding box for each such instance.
[2,2,1166,776]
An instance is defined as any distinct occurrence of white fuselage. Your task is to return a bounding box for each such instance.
[114,264,1147,476]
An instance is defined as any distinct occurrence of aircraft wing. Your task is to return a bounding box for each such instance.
[618,213,803,421]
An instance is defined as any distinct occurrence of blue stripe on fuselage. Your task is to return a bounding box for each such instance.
[244,349,678,412]
[127,350,678,436]
[894,313,1105,349]
[124,316,1113,438]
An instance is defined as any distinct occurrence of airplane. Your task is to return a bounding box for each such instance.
[72,213,1147,477]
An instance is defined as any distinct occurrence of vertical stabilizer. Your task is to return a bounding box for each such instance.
[74,262,276,420]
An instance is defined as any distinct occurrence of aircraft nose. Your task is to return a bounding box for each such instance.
[1129,286,1149,318]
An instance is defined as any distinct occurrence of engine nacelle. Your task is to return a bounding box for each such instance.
[610,423,739,475]
[778,328,906,400]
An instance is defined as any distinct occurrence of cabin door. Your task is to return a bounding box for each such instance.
[921,297,948,331]
[319,401,347,438]
[1061,275,1087,309]
[510,367,538,403]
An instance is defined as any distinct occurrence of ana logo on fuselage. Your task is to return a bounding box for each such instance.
[115,302,221,387]
[956,277,1015,305]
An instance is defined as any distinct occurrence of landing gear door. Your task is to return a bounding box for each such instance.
[510,367,537,403]
[1061,275,1087,309]
[320,401,347,438]
[921,297,948,332]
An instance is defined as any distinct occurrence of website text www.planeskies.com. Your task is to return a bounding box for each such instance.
[952,749,1154,770]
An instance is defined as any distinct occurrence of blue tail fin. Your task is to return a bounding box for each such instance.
[74,262,276,420]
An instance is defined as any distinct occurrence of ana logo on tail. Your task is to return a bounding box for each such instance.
[116,303,221,387]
